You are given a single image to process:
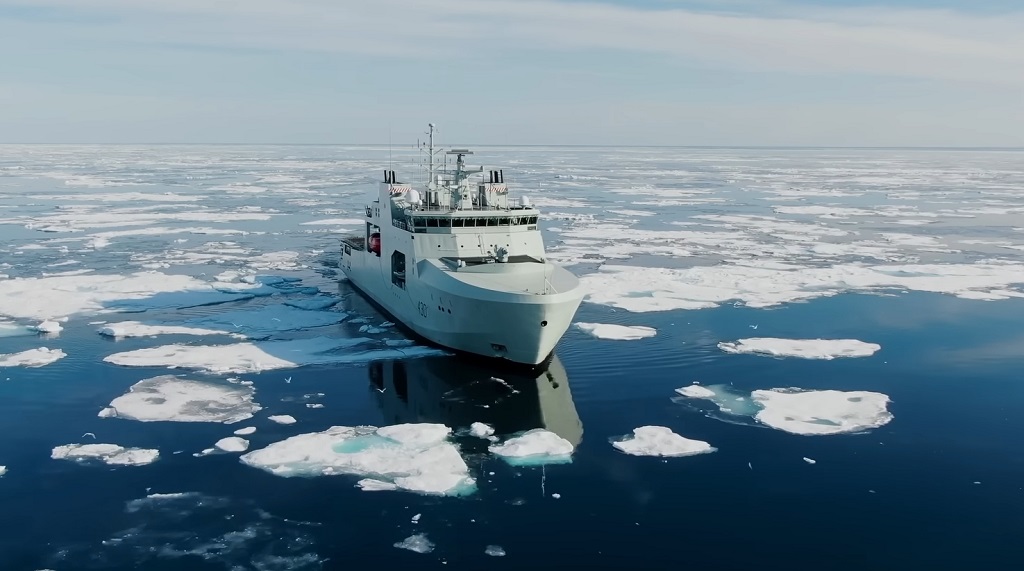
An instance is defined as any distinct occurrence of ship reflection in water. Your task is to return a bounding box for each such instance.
[368,354,583,447]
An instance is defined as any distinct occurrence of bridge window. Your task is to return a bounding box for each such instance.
[452,218,465,227]
[427,218,439,228]
[499,217,510,225]
[487,217,498,227]
[528,216,538,224]
[439,218,451,227]
[413,217,426,228]
[391,250,406,289]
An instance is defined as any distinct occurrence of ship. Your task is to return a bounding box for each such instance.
[339,124,584,365]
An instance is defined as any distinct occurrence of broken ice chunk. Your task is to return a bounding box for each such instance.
[51,443,159,466]
[611,426,716,457]
[489,429,574,466]
[394,534,434,554]
[99,375,260,423]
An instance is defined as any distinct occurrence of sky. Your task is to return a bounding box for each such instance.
[0,0,1022,146]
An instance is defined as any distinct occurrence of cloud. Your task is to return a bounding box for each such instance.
[7,0,1024,85]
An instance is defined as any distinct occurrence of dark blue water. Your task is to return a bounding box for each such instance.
[2,146,1024,570]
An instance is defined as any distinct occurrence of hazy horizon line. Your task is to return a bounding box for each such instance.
[1,142,1023,151]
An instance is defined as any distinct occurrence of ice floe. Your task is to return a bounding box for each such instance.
[99,375,261,423]
[485,545,507,557]
[268,415,297,425]
[579,261,1024,312]
[611,426,716,457]
[234,426,257,436]
[489,429,574,466]
[98,321,244,339]
[0,347,66,368]
[0,466,6,476]
[0,271,263,321]
[752,389,894,435]
[240,423,475,495]
[470,422,495,439]
[676,384,893,435]
[103,336,444,374]
[575,322,657,340]
[0,321,33,338]
[394,534,434,554]
[33,320,63,334]
[299,218,365,226]
[214,437,249,453]
[51,443,159,466]
[718,338,881,360]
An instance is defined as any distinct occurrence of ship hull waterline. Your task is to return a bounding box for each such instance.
[340,251,583,366]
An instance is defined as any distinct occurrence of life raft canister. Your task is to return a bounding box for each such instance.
[369,233,381,255]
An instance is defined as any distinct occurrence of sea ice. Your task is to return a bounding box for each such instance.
[268,415,297,424]
[394,533,434,554]
[718,338,881,360]
[752,389,894,435]
[240,423,475,495]
[0,347,66,368]
[489,429,574,466]
[98,321,244,339]
[0,322,34,338]
[611,426,716,457]
[234,426,257,436]
[575,322,657,340]
[470,422,495,438]
[803,457,817,464]
[0,466,6,476]
[33,320,63,334]
[0,271,262,321]
[675,384,717,399]
[103,336,443,374]
[214,437,249,453]
[99,375,261,423]
[300,218,365,226]
[51,443,159,466]
[485,545,507,557]
[283,297,339,311]
[578,262,1024,312]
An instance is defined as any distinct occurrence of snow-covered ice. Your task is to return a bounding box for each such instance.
[485,545,507,557]
[394,534,434,554]
[718,338,881,360]
[98,321,244,339]
[234,426,257,436]
[578,262,1024,312]
[0,271,263,321]
[103,336,444,374]
[611,426,716,457]
[99,375,261,423]
[675,384,717,399]
[214,437,249,453]
[240,423,475,495]
[0,347,66,368]
[51,443,159,466]
[32,320,63,334]
[752,389,894,435]
[0,466,6,477]
[575,322,657,340]
[268,415,297,425]
[489,429,574,466]
[803,457,817,464]
[470,422,495,438]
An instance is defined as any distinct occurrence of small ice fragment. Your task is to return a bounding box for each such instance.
[98,407,116,418]
[0,466,7,476]
[611,426,716,457]
[394,533,434,554]
[234,426,257,436]
[675,384,716,399]
[411,513,421,523]
[973,481,981,485]
[748,462,753,470]
[33,320,63,334]
[485,545,506,557]
[489,429,574,466]
[51,443,159,466]
[214,437,249,453]
[268,415,297,425]
[357,478,398,491]
[306,403,324,409]
[575,322,656,340]
[193,448,215,457]
[551,493,561,499]
[803,457,817,464]
[718,338,881,360]
[469,422,495,438]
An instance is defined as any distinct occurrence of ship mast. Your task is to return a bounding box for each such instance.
[426,123,437,191]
